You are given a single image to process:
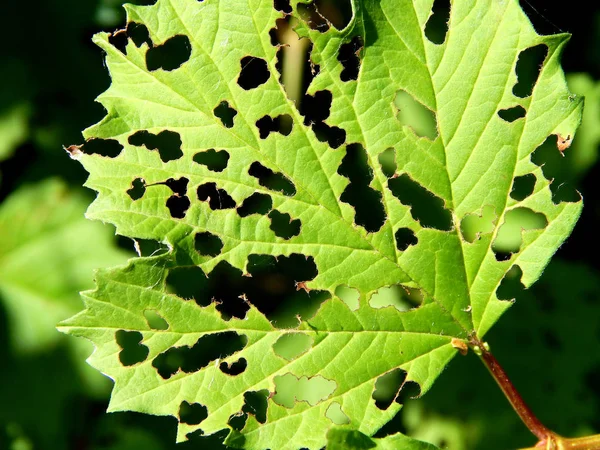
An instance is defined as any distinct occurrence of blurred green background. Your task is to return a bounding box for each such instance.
[1,1,599,449]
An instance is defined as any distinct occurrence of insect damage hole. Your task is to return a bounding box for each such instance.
[394,90,438,140]
[256,114,293,139]
[378,148,397,178]
[152,331,247,379]
[460,205,496,243]
[214,101,237,128]
[424,0,451,45]
[273,333,313,361]
[326,402,351,425]
[510,174,537,201]
[219,358,247,376]
[268,210,301,239]
[531,136,581,203]
[109,22,152,53]
[146,35,191,71]
[395,228,418,251]
[194,231,223,257]
[369,285,423,312]
[193,149,230,172]
[338,143,386,232]
[229,390,270,431]
[78,138,124,158]
[197,183,236,210]
[249,161,296,195]
[388,174,452,231]
[238,56,271,90]
[116,330,149,366]
[492,207,548,260]
[143,310,169,330]
[272,374,337,408]
[513,44,548,98]
[297,1,330,32]
[335,285,360,311]
[274,0,292,14]
[128,130,183,162]
[338,36,363,81]
[168,262,249,319]
[237,193,273,217]
[179,401,208,425]
[496,265,525,301]
[301,90,346,149]
[245,254,328,327]
[127,178,146,200]
[498,105,526,122]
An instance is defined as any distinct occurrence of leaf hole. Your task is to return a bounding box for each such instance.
[326,402,350,425]
[273,333,313,361]
[116,330,149,366]
[242,390,269,424]
[424,0,451,45]
[197,182,236,210]
[194,231,223,257]
[152,331,247,379]
[335,285,360,311]
[109,22,152,53]
[395,228,418,252]
[272,373,336,408]
[379,148,397,178]
[238,56,271,90]
[237,192,273,217]
[144,310,169,330]
[179,401,208,425]
[80,138,123,158]
[338,36,363,81]
[249,161,296,196]
[245,254,328,327]
[274,0,292,14]
[256,114,293,139]
[373,368,407,410]
[268,209,301,239]
[146,35,191,71]
[394,90,438,140]
[219,357,247,376]
[369,285,423,311]
[338,143,386,232]
[460,205,496,243]
[297,2,330,32]
[492,208,548,259]
[193,149,230,172]
[214,101,237,128]
[496,265,525,300]
[531,136,581,203]
[166,195,191,219]
[510,174,537,201]
[388,174,452,231]
[513,44,548,98]
[127,178,146,200]
[128,130,183,162]
[498,105,527,122]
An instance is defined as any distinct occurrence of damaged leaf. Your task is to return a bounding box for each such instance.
[59,1,583,449]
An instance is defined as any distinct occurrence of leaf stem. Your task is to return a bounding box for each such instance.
[471,337,600,449]
[471,337,551,441]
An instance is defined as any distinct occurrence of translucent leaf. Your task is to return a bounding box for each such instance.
[59,0,583,448]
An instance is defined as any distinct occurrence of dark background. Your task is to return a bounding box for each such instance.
[0,1,598,449]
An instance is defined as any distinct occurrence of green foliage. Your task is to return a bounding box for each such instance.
[59,0,584,448]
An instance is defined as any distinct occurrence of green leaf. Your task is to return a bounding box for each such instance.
[59,0,583,448]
